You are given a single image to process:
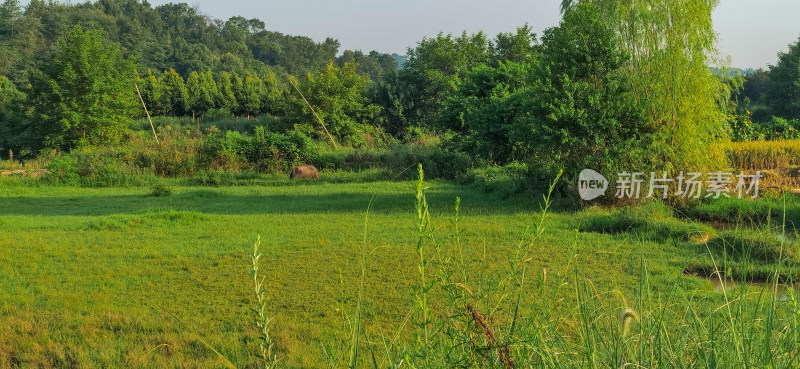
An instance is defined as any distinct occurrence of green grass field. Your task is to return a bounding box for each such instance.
[1,179,799,367]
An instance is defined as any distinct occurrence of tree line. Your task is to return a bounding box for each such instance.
[1,0,799,182]
[0,0,397,81]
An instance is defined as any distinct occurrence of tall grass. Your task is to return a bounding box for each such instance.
[717,139,800,170]
[250,236,277,368]
[245,165,800,367]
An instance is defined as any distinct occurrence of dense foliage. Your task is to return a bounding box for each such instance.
[512,4,650,177]
[733,36,800,141]
[0,0,797,185]
[25,25,138,151]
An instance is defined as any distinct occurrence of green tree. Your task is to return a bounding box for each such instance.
[369,71,408,138]
[0,75,26,157]
[561,0,730,171]
[288,61,382,146]
[492,24,539,65]
[138,69,169,116]
[160,68,188,116]
[0,75,20,109]
[233,70,265,119]
[26,25,138,150]
[216,71,238,112]
[766,36,800,119]
[336,49,398,82]
[186,70,220,118]
[0,0,22,36]
[440,62,533,164]
[261,71,284,116]
[512,3,649,177]
[398,31,493,130]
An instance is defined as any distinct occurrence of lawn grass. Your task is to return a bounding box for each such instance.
[0,179,798,367]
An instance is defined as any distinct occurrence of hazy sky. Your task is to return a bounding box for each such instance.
[29,0,800,69]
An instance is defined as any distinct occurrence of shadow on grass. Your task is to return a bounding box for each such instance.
[0,186,552,217]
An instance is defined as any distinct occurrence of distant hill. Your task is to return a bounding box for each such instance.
[392,53,408,68]
[711,67,758,76]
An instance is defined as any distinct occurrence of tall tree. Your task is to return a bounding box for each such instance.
[561,0,729,171]
[492,24,539,65]
[398,31,493,130]
[0,0,22,36]
[336,49,397,82]
[26,25,137,150]
[287,61,382,146]
[261,71,284,116]
[216,71,238,113]
[233,70,265,119]
[138,69,169,116]
[160,68,188,116]
[186,70,220,118]
[0,75,26,157]
[440,62,532,163]
[513,3,649,176]
[766,36,800,120]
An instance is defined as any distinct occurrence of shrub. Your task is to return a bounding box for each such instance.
[311,148,381,172]
[69,146,148,187]
[44,155,80,185]
[150,182,173,197]
[202,108,233,122]
[383,146,471,180]
[310,145,470,180]
[466,162,535,195]
[201,130,249,171]
[251,127,317,172]
[732,115,800,141]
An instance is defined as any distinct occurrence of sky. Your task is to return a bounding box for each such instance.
[27,0,800,69]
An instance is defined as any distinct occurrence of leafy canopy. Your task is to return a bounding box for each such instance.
[26,25,138,151]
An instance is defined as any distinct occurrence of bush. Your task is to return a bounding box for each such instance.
[383,146,471,180]
[202,108,233,122]
[150,182,173,197]
[310,145,470,180]
[311,148,381,172]
[466,162,534,195]
[201,130,249,171]
[250,127,316,171]
[732,115,800,141]
[69,146,150,187]
[44,156,80,185]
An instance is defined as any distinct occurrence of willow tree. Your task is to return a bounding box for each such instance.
[561,0,730,171]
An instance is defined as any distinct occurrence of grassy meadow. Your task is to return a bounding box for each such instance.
[2,174,800,367]
[4,0,800,366]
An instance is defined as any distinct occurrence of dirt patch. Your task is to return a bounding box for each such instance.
[0,169,48,178]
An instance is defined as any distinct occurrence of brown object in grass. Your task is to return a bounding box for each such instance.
[467,303,516,369]
[289,165,319,180]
